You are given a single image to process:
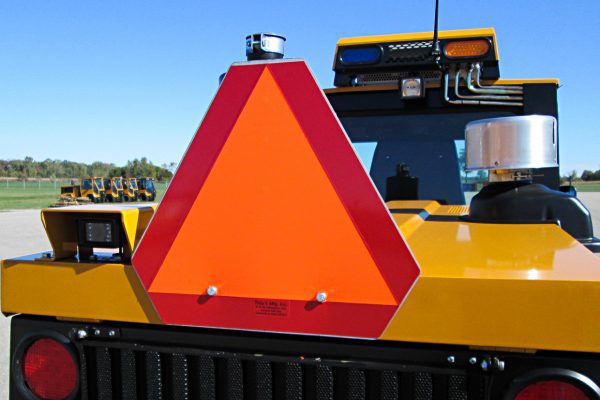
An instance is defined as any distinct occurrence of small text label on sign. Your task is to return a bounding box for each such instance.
[254,299,290,317]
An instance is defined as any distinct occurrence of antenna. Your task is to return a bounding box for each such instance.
[431,0,441,65]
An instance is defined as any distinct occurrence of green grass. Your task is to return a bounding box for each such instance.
[573,182,600,192]
[0,181,168,210]
[0,179,597,210]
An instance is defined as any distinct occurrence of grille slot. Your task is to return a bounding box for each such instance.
[357,70,442,86]
[80,343,485,399]
[120,350,138,399]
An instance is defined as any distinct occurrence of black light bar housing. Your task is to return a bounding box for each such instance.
[334,35,499,87]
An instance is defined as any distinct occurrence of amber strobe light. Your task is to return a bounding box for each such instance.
[22,338,77,399]
[514,380,590,400]
[444,39,490,58]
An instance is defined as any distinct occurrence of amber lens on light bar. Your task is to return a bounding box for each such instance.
[444,39,490,58]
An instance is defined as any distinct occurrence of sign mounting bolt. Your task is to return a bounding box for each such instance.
[76,329,88,340]
[207,286,218,296]
[316,292,327,303]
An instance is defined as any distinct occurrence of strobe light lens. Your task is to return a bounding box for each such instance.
[514,380,590,400]
[401,78,424,98]
[23,338,77,400]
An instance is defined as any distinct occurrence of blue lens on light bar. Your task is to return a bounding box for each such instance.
[340,47,381,64]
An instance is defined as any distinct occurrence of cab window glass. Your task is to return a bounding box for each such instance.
[343,111,514,205]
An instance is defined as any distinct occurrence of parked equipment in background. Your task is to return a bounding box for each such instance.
[58,184,80,200]
[122,177,138,202]
[56,185,90,206]
[102,177,124,202]
[60,177,105,203]
[137,177,157,201]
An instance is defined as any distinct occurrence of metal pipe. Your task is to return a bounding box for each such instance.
[473,63,523,92]
[443,71,523,107]
[466,65,523,95]
[454,69,523,101]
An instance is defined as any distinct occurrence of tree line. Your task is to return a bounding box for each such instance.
[0,157,175,181]
[561,168,600,182]
[580,169,600,181]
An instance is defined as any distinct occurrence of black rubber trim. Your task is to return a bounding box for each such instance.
[581,237,600,253]
[389,208,573,225]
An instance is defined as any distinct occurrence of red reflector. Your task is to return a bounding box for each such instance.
[515,380,589,400]
[23,338,77,400]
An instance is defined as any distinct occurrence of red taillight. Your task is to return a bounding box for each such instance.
[22,338,77,400]
[515,380,590,400]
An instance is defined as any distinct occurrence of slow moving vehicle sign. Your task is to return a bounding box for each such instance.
[132,60,420,338]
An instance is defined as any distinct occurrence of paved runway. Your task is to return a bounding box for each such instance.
[1,193,599,399]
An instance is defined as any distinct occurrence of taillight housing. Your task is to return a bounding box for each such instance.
[13,333,79,400]
[515,380,590,399]
[506,369,600,400]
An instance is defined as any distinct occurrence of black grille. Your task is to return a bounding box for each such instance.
[356,70,442,86]
[79,342,486,400]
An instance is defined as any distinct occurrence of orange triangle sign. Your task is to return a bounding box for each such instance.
[133,60,420,338]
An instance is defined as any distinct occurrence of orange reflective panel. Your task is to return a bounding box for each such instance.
[149,68,396,305]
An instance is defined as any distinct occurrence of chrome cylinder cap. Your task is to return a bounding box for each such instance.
[465,115,558,171]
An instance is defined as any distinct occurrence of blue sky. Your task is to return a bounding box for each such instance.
[1,0,599,175]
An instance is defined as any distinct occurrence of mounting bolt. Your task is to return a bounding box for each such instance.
[481,359,490,371]
[447,356,455,364]
[108,330,116,337]
[207,286,218,296]
[76,329,88,339]
[469,357,477,365]
[493,357,505,371]
[316,292,327,303]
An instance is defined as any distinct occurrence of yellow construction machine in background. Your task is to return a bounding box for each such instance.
[103,177,124,202]
[123,177,139,201]
[58,176,105,204]
[137,177,157,201]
